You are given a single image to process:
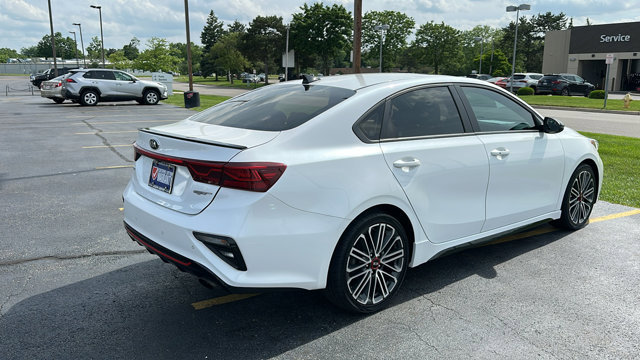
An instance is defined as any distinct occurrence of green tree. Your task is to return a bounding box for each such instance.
[211,33,249,84]
[134,37,180,72]
[498,12,568,73]
[459,26,504,76]
[33,32,78,59]
[108,50,130,70]
[361,10,415,71]
[200,10,226,80]
[122,37,140,60]
[86,36,103,61]
[227,20,246,34]
[290,3,352,75]
[242,15,286,84]
[169,42,202,74]
[0,48,20,63]
[413,21,461,74]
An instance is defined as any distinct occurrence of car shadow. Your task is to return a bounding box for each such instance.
[0,227,569,359]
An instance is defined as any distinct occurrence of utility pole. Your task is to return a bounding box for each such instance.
[184,0,193,92]
[47,0,58,77]
[352,0,362,73]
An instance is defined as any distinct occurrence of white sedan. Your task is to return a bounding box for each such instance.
[123,74,602,313]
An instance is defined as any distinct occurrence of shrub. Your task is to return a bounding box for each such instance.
[517,87,534,96]
[589,90,605,99]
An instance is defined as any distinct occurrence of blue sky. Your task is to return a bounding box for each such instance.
[1,0,638,52]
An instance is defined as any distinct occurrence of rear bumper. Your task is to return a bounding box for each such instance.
[122,180,347,290]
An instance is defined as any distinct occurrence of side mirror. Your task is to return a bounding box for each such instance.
[542,117,564,134]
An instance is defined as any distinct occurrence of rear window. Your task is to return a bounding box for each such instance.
[189,84,355,131]
[530,75,543,80]
[513,75,526,80]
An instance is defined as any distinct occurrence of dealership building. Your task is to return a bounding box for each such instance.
[542,21,640,92]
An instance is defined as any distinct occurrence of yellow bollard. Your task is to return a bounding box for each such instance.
[623,93,633,108]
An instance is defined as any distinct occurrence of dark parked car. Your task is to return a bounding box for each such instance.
[30,67,75,88]
[536,74,595,96]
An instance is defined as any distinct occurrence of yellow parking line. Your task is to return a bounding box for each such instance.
[119,207,124,211]
[82,144,131,149]
[589,209,640,223]
[191,294,260,310]
[488,209,640,246]
[95,165,134,169]
[75,130,138,135]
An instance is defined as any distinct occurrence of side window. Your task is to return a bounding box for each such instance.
[83,71,94,79]
[114,71,133,81]
[460,86,536,132]
[381,87,464,139]
[355,103,384,141]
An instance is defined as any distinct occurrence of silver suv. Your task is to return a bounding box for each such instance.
[62,69,168,106]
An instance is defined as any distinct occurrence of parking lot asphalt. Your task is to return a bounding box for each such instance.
[1,91,640,359]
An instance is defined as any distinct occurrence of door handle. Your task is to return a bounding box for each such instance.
[490,148,510,160]
[393,158,421,170]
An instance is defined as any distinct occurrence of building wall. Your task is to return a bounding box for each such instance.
[542,30,571,74]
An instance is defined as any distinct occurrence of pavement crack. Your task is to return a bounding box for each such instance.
[0,249,147,267]
[0,274,32,317]
[390,320,442,356]
[485,310,558,359]
[82,119,133,163]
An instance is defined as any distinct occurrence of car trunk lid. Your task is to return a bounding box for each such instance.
[131,120,279,214]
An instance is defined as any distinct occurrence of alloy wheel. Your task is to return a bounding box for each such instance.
[346,223,405,305]
[568,169,595,225]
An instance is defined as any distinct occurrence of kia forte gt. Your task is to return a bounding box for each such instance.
[123,74,602,313]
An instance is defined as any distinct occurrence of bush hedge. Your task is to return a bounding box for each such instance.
[588,90,605,99]
[517,87,535,96]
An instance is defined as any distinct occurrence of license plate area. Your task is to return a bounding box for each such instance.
[148,160,176,193]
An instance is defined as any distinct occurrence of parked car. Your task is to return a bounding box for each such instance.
[467,73,492,81]
[486,77,507,85]
[257,73,266,81]
[123,73,602,313]
[536,74,595,96]
[503,73,544,93]
[61,68,168,106]
[40,74,69,103]
[495,77,510,88]
[30,67,75,88]
[242,73,259,83]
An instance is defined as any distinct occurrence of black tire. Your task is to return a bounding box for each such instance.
[553,164,596,230]
[561,87,569,96]
[143,89,160,105]
[325,212,409,313]
[80,90,99,106]
[52,98,65,104]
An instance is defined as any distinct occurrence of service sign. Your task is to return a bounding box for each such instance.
[569,21,640,54]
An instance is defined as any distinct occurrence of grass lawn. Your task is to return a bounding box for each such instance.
[161,93,230,112]
[520,95,640,112]
[579,132,640,208]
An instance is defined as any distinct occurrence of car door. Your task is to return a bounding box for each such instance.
[378,86,490,244]
[457,86,565,231]
[87,70,117,96]
[113,71,141,98]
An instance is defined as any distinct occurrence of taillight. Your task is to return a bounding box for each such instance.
[66,78,76,83]
[55,81,62,88]
[552,80,562,84]
[133,144,286,192]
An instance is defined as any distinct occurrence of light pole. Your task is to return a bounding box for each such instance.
[489,39,494,75]
[374,24,389,73]
[69,31,79,67]
[285,24,290,81]
[506,4,530,92]
[474,36,484,74]
[72,23,86,67]
[47,0,58,77]
[90,5,105,68]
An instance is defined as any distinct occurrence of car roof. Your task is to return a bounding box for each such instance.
[291,73,487,91]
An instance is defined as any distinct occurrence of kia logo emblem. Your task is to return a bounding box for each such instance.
[149,139,159,149]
